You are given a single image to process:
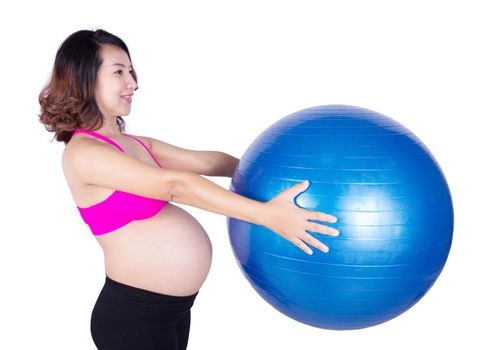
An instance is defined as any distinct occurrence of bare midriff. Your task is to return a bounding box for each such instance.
[95,203,212,297]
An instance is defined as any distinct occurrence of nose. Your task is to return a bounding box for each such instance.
[126,72,138,91]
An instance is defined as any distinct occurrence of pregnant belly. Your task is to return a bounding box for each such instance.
[97,203,213,296]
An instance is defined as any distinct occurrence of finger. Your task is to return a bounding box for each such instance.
[306,222,340,236]
[299,180,310,190]
[310,211,338,223]
[284,180,310,199]
[301,234,329,253]
[291,238,313,255]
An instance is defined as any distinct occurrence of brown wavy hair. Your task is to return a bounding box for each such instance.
[38,29,138,144]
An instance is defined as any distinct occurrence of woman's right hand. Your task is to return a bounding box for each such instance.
[261,180,340,255]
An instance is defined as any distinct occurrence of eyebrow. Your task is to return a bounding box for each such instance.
[111,63,133,69]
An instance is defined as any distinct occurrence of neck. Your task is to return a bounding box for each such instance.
[95,117,122,138]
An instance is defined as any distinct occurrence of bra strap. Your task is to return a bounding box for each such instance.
[72,129,125,153]
[124,134,162,167]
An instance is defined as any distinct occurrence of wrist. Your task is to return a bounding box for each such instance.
[250,201,271,227]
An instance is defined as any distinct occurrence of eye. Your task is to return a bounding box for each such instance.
[115,69,123,75]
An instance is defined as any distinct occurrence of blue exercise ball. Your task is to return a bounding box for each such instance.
[228,105,453,330]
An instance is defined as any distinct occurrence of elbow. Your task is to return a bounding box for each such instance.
[166,170,195,202]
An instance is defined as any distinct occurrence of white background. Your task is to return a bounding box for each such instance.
[1,0,497,349]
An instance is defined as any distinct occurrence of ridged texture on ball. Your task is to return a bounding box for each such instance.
[228,105,453,330]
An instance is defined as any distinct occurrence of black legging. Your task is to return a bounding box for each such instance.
[91,276,197,350]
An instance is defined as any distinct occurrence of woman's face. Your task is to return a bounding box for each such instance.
[94,44,137,119]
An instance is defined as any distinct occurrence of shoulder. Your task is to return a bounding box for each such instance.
[64,133,102,157]
[63,133,89,161]
[62,133,119,171]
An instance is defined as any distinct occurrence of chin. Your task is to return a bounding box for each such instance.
[120,109,132,117]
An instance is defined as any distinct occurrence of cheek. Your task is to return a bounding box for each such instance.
[99,89,119,106]
[95,78,120,102]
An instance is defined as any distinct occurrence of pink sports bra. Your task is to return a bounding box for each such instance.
[72,129,168,235]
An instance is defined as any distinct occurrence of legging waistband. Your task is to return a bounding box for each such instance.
[103,276,198,304]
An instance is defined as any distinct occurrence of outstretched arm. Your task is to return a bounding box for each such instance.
[144,136,239,177]
[65,139,339,255]
[170,174,339,255]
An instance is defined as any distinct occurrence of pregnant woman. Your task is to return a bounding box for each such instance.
[38,29,339,350]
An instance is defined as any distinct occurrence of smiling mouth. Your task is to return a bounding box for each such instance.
[121,95,133,103]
